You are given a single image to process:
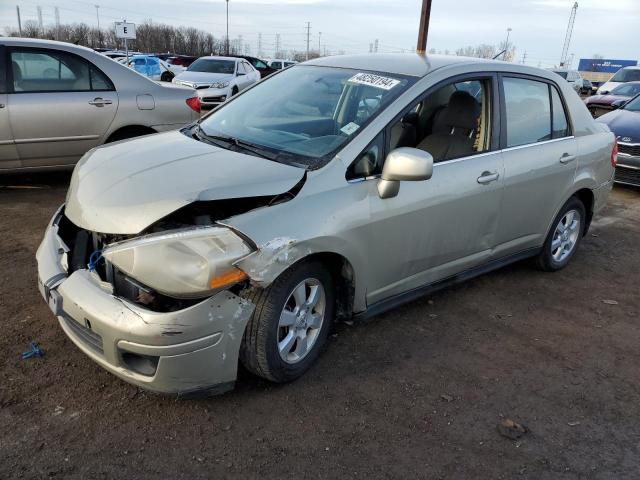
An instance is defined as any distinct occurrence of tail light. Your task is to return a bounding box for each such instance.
[186,96,201,113]
[611,140,618,167]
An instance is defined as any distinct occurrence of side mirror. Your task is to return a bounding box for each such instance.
[611,99,626,110]
[377,147,433,199]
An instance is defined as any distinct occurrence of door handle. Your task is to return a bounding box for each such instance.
[88,98,113,107]
[477,171,500,184]
[559,154,576,164]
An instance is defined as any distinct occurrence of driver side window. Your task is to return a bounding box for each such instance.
[388,78,492,163]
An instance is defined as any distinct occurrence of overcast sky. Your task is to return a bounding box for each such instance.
[2,0,638,67]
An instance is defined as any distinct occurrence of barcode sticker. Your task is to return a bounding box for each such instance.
[347,72,401,90]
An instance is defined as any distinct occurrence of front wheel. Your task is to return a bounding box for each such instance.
[240,261,334,383]
[536,196,586,272]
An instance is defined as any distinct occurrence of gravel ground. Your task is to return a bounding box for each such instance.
[1,172,639,479]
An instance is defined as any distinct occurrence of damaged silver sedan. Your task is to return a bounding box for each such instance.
[37,54,615,395]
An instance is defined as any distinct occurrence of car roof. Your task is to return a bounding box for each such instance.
[306,53,501,78]
[199,56,241,62]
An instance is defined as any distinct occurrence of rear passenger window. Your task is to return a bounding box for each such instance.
[551,86,569,138]
[503,77,551,147]
[10,49,113,93]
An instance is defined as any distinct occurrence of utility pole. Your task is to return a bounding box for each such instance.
[374,39,378,53]
[225,0,230,56]
[37,6,43,35]
[305,22,311,60]
[54,7,60,40]
[257,32,262,57]
[318,31,321,54]
[95,4,100,30]
[16,6,22,36]
[503,27,512,60]
[416,0,432,53]
[275,33,280,56]
[521,50,527,64]
[238,34,243,55]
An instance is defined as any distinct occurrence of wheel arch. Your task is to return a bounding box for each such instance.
[572,187,595,234]
[105,125,157,143]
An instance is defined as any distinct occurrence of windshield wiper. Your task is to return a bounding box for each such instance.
[195,126,277,160]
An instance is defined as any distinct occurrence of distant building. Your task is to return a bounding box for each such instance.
[578,58,638,86]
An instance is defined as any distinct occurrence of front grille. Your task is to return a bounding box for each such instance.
[618,143,640,157]
[61,315,104,354]
[615,166,640,186]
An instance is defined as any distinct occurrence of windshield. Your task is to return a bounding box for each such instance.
[188,59,235,74]
[611,83,640,96]
[553,71,569,79]
[623,94,640,112]
[611,68,640,82]
[199,65,415,169]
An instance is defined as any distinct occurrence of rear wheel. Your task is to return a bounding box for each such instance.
[240,261,334,383]
[160,71,174,82]
[536,196,586,271]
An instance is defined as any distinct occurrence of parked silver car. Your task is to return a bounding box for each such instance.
[0,38,200,172]
[37,54,616,395]
[172,56,260,109]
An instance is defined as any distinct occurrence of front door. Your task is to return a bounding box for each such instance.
[494,75,578,256]
[7,47,118,168]
[356,75,505,305]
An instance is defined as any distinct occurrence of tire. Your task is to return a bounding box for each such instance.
[240,261,335,383]
[536,196,586,272]
[160,71,174,82]
[106,127,154,143]
[231,86,239,96]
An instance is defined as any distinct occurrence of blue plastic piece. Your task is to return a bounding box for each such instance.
[87,250,103,271]
[22,342,44,359]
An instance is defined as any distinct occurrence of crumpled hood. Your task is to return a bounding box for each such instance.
[65,130,305,234]
[597,109,640,142]
[174,71,233,86]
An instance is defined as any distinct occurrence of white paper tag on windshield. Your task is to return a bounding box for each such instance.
[348,72,401,90]
[340,122,360,135]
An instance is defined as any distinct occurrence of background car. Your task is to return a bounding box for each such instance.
[597,66,640,94]
[1,38,201,172]
[126,54,184,82]
[233,55,276,78]
[585,81,640,117]
[172,56,260,109]
[551,69,591,95]
[167,55,198,69]
[267,59,297,70]
[597,93,640,186]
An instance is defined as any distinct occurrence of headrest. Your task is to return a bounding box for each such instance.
[12,61,22,81]
[441,91,480,131]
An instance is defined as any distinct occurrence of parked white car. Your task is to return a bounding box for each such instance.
[172,56,260,109]
[597,66,640,94]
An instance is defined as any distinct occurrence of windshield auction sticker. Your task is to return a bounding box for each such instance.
[348,72,401,90]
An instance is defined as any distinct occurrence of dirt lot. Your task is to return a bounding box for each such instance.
[1,173,640,479]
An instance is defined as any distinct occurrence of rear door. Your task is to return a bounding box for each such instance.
[0,45,20,169]
[493,75,577,257]
[7,47,118,168]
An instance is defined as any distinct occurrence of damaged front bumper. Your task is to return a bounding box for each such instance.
[36,207,254,396]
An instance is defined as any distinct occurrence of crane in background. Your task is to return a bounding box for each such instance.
[559,2,578,68]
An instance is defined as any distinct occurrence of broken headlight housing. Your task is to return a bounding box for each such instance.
[102,226,252,299]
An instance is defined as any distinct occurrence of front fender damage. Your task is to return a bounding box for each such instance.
[235,237,308,286]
